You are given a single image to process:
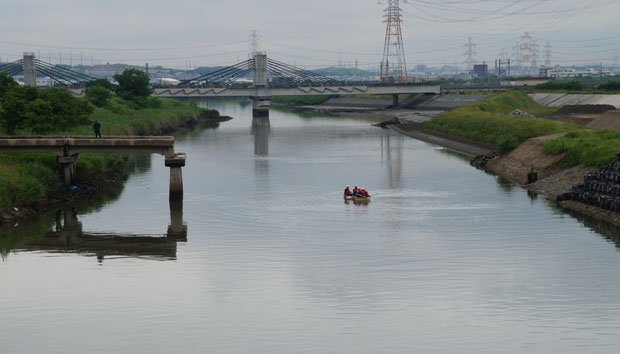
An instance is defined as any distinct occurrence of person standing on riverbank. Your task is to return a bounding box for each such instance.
[93,120,102,138]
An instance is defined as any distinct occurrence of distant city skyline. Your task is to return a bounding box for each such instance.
[1,0,618,70]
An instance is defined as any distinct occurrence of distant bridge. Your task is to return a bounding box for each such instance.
[152,84,440,98]
[2,52,440,114]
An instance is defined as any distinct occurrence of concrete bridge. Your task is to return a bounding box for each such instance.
[0,136,186,198]
[9,52,440,116]
[151,84,441,99]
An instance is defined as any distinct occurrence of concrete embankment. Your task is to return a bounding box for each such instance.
[529,93,620,108]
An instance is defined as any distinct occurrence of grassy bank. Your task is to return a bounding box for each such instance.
[424,91,620,167]
[0,97,203,216]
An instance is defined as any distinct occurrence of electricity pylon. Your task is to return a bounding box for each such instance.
[379,0,408,83]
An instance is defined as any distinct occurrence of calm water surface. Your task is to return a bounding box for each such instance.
[3,100,620,354]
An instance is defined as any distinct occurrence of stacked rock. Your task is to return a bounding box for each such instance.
[557,153,620,212]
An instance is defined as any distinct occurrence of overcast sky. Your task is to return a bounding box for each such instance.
[1,0,619,70]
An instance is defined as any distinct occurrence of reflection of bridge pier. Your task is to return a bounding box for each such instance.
[167,198,187,241]
[252,116,270,156]
[22,200,188,261]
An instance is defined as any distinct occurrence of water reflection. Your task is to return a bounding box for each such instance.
[564,208,620,249]
[1,200,186,262]
[251,116,270,157]
[381,131,403,188]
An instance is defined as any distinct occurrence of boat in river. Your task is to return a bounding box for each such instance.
[344,195,371,203]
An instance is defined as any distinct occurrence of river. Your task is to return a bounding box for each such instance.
[2,99,620,354]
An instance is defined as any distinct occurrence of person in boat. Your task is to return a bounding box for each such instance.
[344,186,352,197]
[358,188,370,197]
[352,186,359,196]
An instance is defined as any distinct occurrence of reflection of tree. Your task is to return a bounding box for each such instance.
[129,154,153,175]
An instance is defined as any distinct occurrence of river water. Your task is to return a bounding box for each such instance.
[3,100,620,353]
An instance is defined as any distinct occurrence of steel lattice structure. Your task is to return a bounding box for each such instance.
[380,0,408,83]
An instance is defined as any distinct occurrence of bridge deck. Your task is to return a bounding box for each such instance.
[0,136,176,155]
[152,84,441,98]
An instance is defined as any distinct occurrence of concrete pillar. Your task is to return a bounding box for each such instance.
[392,94,399,107]
[23,52,36,87]
[165,153,186,199]
[253,52,268,87]
[57,153,80,186]
[252,97,270,117]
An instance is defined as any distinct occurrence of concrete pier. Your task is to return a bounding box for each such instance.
[165,152,186,199]
[252,97,270,117]
[251,52,270,116]
[23,52,36,86]
[56,153,80,185]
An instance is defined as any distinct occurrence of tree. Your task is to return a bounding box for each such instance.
[85,85,112,107]
[113,69,152,105]
[0,86,92,134]
[0,86,38,133]
[0,72,18,98]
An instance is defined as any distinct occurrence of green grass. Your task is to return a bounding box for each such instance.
[425,91,578,153]
[425,91,620,167]
[542,130,620,167]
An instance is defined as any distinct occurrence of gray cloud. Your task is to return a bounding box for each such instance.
[0,0,618,69]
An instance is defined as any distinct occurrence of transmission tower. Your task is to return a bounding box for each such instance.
[543,42,552,67]
[249,30,261,59]
[513,32,540,76]
[463,37,477,74]
[380,0,408,83]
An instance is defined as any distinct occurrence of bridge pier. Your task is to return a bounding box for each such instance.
[392,94,399,107]
[252,97,270,117]
[56,152,80,186]
[23,52,36,87]
[165,153,186,199]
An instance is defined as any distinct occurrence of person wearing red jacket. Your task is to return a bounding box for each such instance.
[344,186,352,197]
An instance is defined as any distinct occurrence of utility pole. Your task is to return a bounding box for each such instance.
[543,42,552,67]
[380,0,408,83]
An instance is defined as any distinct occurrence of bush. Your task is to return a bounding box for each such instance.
[542,130,620,167]
[85,85,112,107]
[536,80,587,91]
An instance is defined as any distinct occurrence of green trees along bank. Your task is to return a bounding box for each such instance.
[0,71,215,219]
